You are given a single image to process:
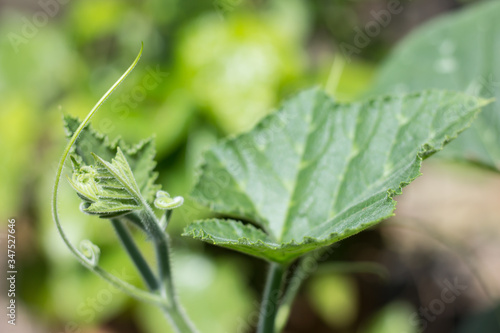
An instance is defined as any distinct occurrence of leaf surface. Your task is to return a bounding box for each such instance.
[68,148,143,218]
[184,88,488,263]
[64,115,160,203]
[370,1,500,171]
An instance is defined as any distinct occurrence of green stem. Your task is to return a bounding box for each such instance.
[163,304,199,333]
[140,204,198,332]
[139,205,175,296]
[257,263,286,333]
[155,235,175,298]
[111,218,159,291]
[275,257,310,333]
[93,266,165,305]
[123,212,147,232]
[324,55,345,96]
[51,43,196,332]
[276,254,388,333]
[51,44,167,306]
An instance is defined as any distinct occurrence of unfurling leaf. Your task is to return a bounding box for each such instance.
[68,148,142,218]
[154,191,184,210]
[184,88,489,264]
[64,116,160,204]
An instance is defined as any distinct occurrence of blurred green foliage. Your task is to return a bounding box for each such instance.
[306,273,358,328]
[360,301,417,333]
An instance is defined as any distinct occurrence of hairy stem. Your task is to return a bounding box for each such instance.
[52,43,197,332]
[140,203,198,332]
[51,43,167,306]
[257,263,286,333]
[123,212,147,232]
[111,218,159,291]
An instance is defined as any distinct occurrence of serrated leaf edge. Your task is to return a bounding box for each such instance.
[184,89,488,263]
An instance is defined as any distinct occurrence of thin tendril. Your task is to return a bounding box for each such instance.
[51,43,165,306]
[79,240,101,266]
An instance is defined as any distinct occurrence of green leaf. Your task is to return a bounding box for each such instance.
[64,115,160,203]
[369,1,500,171]
[184,88,488,264]
[68,148,142,218]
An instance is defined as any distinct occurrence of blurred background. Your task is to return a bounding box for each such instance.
[1,0,499,332]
